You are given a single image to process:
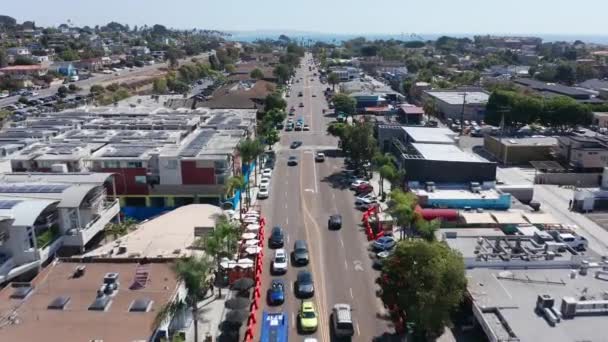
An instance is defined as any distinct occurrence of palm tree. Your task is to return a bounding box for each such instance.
[387,189,418,240]
[198,215,239,297]
[328,72,340,91]
[225,175,245,220]
[237,138,265,205]
[155,256,211,342]
[373,153,397,197]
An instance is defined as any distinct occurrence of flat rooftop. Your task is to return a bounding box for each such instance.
[426,90,490,105]
[500,137,558,146]
[411,143,484,162]
[86,204,223,258]
[0,261,179,342]
[414,187,502,201]
[402,126,456,144]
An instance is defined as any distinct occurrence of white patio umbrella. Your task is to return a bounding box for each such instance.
[244,246,262,255]
[241,232,257,240]
[246,224,261,231]
[244,239,260,246]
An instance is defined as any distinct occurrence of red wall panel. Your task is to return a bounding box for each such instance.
[181,161,215,185]
[97,168,149,195]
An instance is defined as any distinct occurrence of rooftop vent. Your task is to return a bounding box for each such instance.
[103,272,119,285]
[10,284,33,299]
[48,296,71,310]
[88,295,111,311]
[129,298,153,313]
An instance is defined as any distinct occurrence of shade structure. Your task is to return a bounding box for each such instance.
[244,239,259,246]
[244,246,262,255]
[241,232,257,240]
[225,297,251,310]
[225,309,249,323]
[237,258,254,267]
[231,277,254,291]
[246,224,261,231]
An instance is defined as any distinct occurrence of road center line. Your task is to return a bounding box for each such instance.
[311,155,319,193]
[292,312,295,328]
[340,237,345,248]
[350,287,354,299]
[356,323,361,336]
[344,259,348,270]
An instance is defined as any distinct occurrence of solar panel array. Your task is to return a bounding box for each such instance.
[102,146,151,158]
[0,199,22,209]
[179,130,215,157]
[0,184,69,194]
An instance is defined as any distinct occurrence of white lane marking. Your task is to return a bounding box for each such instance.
[356,323,361,336]
[340,237,345,248]
[332,192,336,200]
[311,154,319,193]
[350,287,354,299]
[286,235,290,244]
[284,202,288,210]
[285,191,288,197]
[304,188,315,193]
[290,281,294,293]
[286,217,289,225]
[344,259,348,270]
[292,312,296,328]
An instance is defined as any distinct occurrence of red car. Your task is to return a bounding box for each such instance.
[355,183,373,195]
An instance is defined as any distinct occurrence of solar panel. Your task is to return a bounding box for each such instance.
[88,296,111,311]
[0,184,69,194]
[48,296,70,310]
[0,200,22,209]
[11,286,33,299]
[180,130,215,157]
[129,298,152,312]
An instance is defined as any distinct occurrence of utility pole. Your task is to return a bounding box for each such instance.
[459,92,467,135]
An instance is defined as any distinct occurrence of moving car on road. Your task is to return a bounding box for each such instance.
[299,102,304,107]
[315,152,325,162]
[298,300,319,332]
[269,226,285,248]
[303,124,310,131]
[328,214,342,230]
[288,156,298,166]
[260,312,288,342]
[296,270,315,298]
[290,141,303,149]
[292,240,309,265]
[272,249,288,274]
[332,303,355,337]
[372,236,397,251]
[267,279,285,305]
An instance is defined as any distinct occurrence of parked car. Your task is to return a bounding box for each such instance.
[328,214,342,230]
[260,177,271,188]
[355,183,374,195]
[292,240,309,265]
[262,168,272,178]
[372,236,396,251]
[269,226,285,248]
[303,124,310,131]
[299,102,304,107]
[350,180,370,190]
[272,249,288,274]
[315,152,325,162]
[299,300,318,332]
[548,231,588,250]
[355,193,377,205]
[267,279,285,305]
[296,270,315,298]
[257,187,269,199]
[332,304,355,337]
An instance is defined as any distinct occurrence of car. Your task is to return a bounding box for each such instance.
[290,141,302,149]
[287,156,298,166]
[298,91,303,97]
[373,250,394,270]
[315,152,325,162]
[356,193,377,204]
[312,93,317,97]
[296,270,314,298]
[276,122,284,129]
[372,236,397,251]
[328,214,342,230]
[350,179,370,190]
[355,183,374,195]
[332,304,355,337]
[267,279,285,305]
[286,93,290,97]
[272,249,288,274]
[260,177,270,188]
[257,187,269,199]
[299,300,318,332]
[356,200,377,211]
[303,124,310,131]
[294,125,303,131]
[262,168,272,178]
[292,240,309,265]
[269,226,285,248]
[299,102,304,107]
[285,124,294,131]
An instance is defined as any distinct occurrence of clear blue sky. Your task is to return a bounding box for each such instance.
[3,0,607,36]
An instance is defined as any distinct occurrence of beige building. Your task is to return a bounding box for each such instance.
[556,135,608,170]
[484,136,557,165]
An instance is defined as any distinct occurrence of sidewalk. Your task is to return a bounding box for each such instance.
[183,290,230,342]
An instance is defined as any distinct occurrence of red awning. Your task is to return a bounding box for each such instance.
[417,207,459,221]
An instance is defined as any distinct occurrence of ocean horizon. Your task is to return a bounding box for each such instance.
[227,31,608,45]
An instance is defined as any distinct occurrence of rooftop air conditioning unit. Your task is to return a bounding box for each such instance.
[103,272,119,285]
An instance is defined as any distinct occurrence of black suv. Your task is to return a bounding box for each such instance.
[328,214,342,230]
[269,226,284,248]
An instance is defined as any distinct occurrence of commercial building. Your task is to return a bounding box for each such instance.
[0,172,120,283]
[484,136,557,165]
[423,90,490,121]
[328,66,359,81]
[513,78,603,103]
[443,230,607,342]
[0,260,185,342]
[0,64,48,78]
[555,135,608,171]
[397,105,424,125]
[378,126,496,183]
[413,184,511,210]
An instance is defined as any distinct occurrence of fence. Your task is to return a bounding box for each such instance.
[535,173,601,187]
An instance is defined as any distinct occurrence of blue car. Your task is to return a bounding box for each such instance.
[372,236,397,251]
[267,279,285,305]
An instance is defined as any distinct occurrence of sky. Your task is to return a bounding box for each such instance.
[2,0,607,36]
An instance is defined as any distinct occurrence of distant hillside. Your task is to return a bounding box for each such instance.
[0,15,17,27]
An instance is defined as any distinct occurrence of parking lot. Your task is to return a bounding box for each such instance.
[585,212,608,232]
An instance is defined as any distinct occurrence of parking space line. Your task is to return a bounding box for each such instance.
[286,217,289,225]
[350,287,354,299]
[344,259,348,270]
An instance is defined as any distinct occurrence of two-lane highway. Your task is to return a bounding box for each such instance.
[258,53,391,341]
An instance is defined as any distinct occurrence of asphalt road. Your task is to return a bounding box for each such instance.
[258,53,391,341]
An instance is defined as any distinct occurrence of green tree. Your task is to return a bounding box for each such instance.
[57,86,68,97]
[166,49,180,69]
[90,84,105,94]
[153,77,168,94]
[576,63,597,82]
[273,64,291,84]
[59,49,79,61]
[332,93,356,116]
[387,189,417,239]
[265,93,287,111]
[422,98,438,121]
[0,49,8,68]
[105,219,137,240]
[415,218,440,242]
[373,153,396,197]
[68,84,78,92]
[13,56,36,65]
[225,175,246,219]
[155,256,212,342]
[250,68,264,79]
[555,63,576,85]
[378,240,466,339]
[327,72,340,91]
[237,138,265,206]
[224,63,236,73]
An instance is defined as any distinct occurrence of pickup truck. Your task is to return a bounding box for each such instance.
[547,231,588,251]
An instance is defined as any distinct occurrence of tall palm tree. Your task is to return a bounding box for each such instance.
[328,72,340,91]
[373,153,397,197]
[198,215,239,297]
[237,138,265,205]
[154,256,211,342]
[225,175,245,220]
